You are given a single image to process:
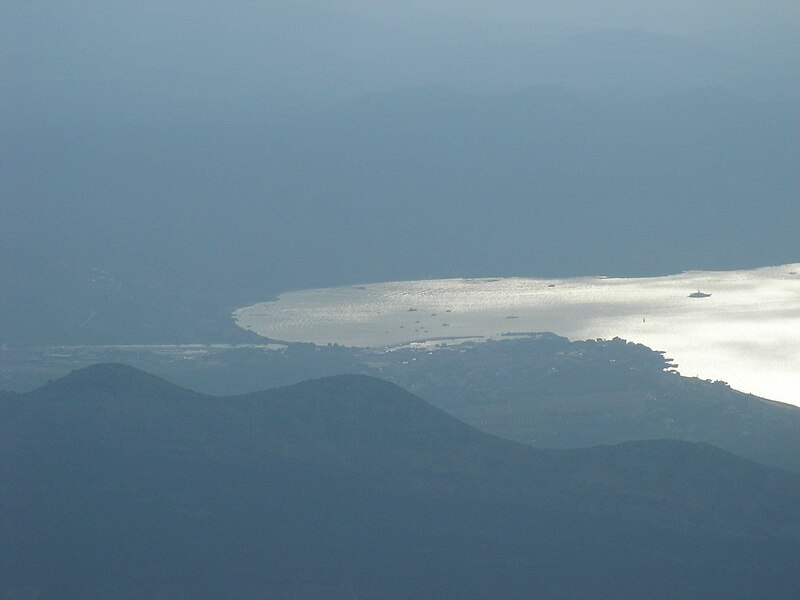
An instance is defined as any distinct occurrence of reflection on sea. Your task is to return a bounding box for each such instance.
[234,264,800,406]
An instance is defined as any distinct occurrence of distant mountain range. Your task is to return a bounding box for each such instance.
[3,364,799,598]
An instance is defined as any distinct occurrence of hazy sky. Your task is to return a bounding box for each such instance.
[3,0,799,118]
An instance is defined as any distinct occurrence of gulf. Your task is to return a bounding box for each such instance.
[234,263,800,406]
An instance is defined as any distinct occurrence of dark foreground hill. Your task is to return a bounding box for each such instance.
[2,364,800,599]
[16,335,796,474]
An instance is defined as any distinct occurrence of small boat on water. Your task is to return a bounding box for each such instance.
[689,290,712,298]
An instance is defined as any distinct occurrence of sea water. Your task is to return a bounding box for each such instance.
[233,264,800,406]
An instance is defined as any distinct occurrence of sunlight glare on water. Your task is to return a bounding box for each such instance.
[234,264,800,406]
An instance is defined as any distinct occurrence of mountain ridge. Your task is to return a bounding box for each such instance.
[9,365,800,520]
[3,365,800,598]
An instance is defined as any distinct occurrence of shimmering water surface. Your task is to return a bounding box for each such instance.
[234,264,800,406]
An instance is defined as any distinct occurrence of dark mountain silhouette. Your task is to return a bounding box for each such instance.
[44,362,196,397]
[7,336,799,475]
[2,364,799,599]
